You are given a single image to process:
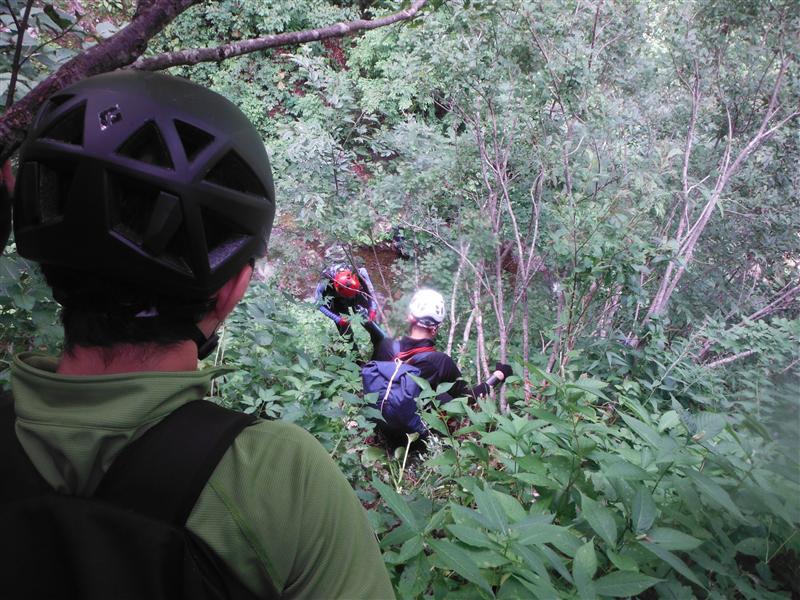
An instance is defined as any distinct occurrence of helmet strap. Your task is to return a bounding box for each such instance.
[191,325,219,360]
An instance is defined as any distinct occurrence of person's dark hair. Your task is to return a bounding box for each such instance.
[41,264,215,352]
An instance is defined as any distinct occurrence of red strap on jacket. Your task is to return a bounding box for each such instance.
[395,346,436,362]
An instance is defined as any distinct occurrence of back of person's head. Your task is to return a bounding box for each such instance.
[408,288,445,333]
[13,71,275,355]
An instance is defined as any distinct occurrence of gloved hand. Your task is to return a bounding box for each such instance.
[337,316,350,328]
[494,362,513,380]
[368,308,377,322]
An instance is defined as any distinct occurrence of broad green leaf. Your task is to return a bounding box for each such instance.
[658,410,681,432]
[736,537,768,558]
[493,489,527,522]
[372,476,420,533]
[647,528,703,551]
[538,544,574,583]
[654,577,695,600]
[685,470,746,521]
[573,540,598,600]
[397,554,431,600]
[607,549,639,572]
[396,534,425,562]
[594,571,661,597]
[631,487,657,533]
[428,538,493,594]
[640,542,706,589]
[474,485,509,533]
[446,524,496,549]
[581,493,618,547]
[511,522,568,546]
[566,378,610,401]
[619,413,662,448]
[604,461,653,480]
[692,412,727,442]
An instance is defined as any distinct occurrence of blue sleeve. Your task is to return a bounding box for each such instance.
[319,305,341,324]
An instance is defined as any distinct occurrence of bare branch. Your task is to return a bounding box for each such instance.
[4,0,36,111]
[134,0,429,71]
[0,0,201,161]
[705,349,758,369]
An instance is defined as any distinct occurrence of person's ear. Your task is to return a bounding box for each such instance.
[213,263,253,321]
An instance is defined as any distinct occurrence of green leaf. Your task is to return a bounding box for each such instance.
[691,412,726,442]
[647,528,703,551]
[631,487,657,533]
[397,554,431,600]
[428,539,493,594]
[446,524,496,549]
[735,537,768,558]
[594,571,661,597]
[685,470,746,521]
[640,542,706,589]
[606,549,639,572]
[474,485,509,533]
[372,476,420,533]
[566,378,610,401]
[580,493,618,547]
[658,410,681,432]
[604,461,653,480]
[619,413,662,448]
[510,522,568,546]
[396,534,425,562]
[573,540,598,600]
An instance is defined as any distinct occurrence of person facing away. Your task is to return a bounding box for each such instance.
[314,260,385,349]
[0,71,393,599]
[370,288,512,444]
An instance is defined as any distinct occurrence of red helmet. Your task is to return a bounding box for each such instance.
[333,269,360,298]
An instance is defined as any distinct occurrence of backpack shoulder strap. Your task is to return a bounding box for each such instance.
[95,400,256,527]
[0,389,54,502]
[396,346,436,363]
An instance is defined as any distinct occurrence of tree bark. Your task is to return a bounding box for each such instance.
[134,0,428,71]
[0,0,429,162]
[0,0,201,161]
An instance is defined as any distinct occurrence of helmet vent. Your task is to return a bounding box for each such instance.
[109,174,161,245]
[116,121,174,169]
[41,102,85,146]
[204,151,266,197]
[37,94,75,128]
[200,206,248,270]
[174,120,215,162]
[108,173,192,274]
[37,162,75,223]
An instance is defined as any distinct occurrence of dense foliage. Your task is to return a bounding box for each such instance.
[1,0,798,597]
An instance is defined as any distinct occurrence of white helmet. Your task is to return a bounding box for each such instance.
[408,288,445,328]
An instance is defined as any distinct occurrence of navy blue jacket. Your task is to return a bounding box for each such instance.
[372,336,490,402]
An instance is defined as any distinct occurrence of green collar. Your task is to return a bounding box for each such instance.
[11,352,231,495]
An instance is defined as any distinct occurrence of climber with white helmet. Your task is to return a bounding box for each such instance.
[362,288,512,445]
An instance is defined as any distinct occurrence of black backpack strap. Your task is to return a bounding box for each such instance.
[0,390,53,502]
[95,400,256,526]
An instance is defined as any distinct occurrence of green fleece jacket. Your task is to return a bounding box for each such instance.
[10,352,394,600]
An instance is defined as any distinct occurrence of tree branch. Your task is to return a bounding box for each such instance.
[705,349,757,369]
[0,0,201,162]
[4,0,36,111]
[133,0,428,71]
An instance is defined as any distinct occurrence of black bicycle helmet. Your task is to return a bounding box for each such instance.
[14,71,275,301]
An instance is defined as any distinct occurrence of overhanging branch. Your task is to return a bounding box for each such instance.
[134,0,429,71]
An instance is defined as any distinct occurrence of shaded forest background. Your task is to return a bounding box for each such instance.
[1,0,799,598]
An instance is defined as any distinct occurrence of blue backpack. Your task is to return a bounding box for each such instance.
[361,342,435,436]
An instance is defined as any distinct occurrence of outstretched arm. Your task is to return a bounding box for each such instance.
[356,267,379,321]
[443,361,513,402]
